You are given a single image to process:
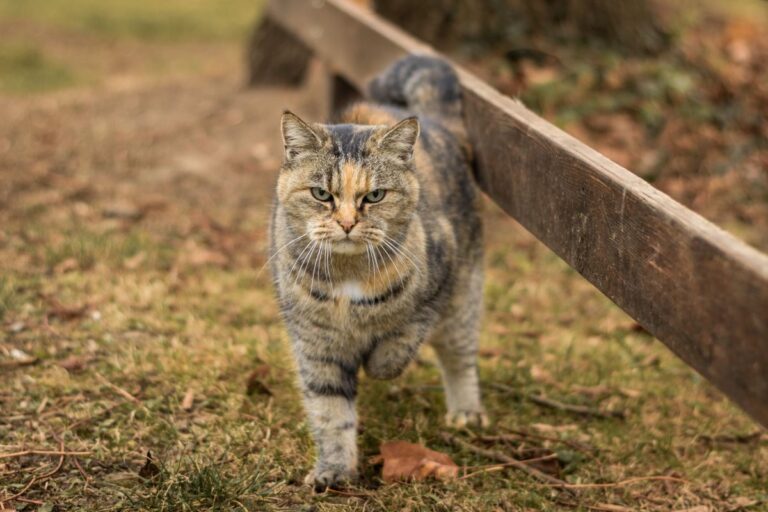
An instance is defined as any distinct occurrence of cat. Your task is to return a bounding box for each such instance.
[270,55,486,491]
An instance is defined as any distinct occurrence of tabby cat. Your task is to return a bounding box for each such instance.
[270,55,485,491]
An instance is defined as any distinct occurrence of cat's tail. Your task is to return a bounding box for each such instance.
[368,55,463,120]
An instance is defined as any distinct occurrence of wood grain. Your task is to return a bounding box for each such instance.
[266,0,768,427]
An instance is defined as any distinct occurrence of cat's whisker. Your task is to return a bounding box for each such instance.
[292,240,318,289]
[378,241,406,286]
[324,241,334,298]
[386,237,424,274]
[286,239,315,286]
[381,237,423,278]
[257,232,309,276]
[368,242,382,287]
[309,239,324,296]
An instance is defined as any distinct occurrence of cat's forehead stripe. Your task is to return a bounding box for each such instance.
[329,124,374,160]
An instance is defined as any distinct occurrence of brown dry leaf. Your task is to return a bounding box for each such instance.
[123,251,147,270]
[47,299,89,321]
[530,365,555,384]
[478,347,504,359]
[594,504,633,512]
[53,257,79,274]
[58,355,90,373]
[377,440,459,483]
[727,497,760,511]
[138,450,160,479]
[181,388,195,411]
[675,507,711,512]
[529,423,578,434]
[246,367,272,397]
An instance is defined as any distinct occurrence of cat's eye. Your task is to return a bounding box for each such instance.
[311,187,332,202]
[364,189,386,203]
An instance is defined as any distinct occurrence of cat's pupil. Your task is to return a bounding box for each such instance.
[312,187,331,201]
[366,189,384,203]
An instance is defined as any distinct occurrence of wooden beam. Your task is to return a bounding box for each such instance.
[266,0,768,427]
[245,17,312,87]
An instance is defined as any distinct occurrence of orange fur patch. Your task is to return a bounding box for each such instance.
[342,103,398,126]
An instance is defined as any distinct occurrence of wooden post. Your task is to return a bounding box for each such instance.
[245,17,312,87]
[329,73,363,119]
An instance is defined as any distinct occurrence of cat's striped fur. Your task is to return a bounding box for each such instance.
[270,56,485,491]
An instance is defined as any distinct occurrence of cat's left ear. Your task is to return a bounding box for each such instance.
[377,116,420,163]
[281,111,323,161]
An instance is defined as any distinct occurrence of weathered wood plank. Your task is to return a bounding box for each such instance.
[266,0,768,427]
[246,17,312,86]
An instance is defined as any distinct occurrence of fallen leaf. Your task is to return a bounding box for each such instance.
[138,450,160,479]
[727,497,760,511]
[246,368,272,397]
[478,347,504,359]
[595,504,633,512]
[376,440,459,482]
[58,355,90,373]
[46,299,89,321]
[123,251,147,270]
[8,321,25,333]
[181,388,195,411]
[529,423,578,434]
[3,348,38,367]
[53,257,79,274]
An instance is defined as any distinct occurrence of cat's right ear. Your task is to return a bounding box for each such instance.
[281,111,322,161]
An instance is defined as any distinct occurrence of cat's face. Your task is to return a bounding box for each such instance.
[276,112,421,255]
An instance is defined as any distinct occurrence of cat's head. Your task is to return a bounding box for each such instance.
[276,111,420,255]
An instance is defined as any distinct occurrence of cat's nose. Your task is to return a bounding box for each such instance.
[338,219,356,233]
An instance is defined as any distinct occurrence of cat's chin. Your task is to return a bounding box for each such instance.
[331,240,367,255]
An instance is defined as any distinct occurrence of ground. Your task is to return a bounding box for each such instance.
[0,1,766,511]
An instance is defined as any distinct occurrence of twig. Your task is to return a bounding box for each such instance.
[15,497,44,505]
[489,383,624,420]
[459,454,559,480]
[72,456,91,490]
[0,449,91,460]
[542,475,688,489]
[495,426,597,454]
[440,432,572,491]
[325,488,372,498]
[462,453,558,470]
[528,394,625,420]
[94,372,141,404]
[0,440,66,505]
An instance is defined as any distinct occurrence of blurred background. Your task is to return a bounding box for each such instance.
[2,0,767,248]
[1,1,766,510]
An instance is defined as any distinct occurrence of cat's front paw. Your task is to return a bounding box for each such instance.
[304,465,358,493]
[445,409,490,429]
[363,343,412,380]
[363,357,407,380]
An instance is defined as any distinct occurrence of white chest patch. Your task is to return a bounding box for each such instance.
[335,280,367,301]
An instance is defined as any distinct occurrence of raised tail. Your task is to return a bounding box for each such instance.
[368,55,463,119]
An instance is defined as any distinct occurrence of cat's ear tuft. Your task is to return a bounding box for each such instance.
[378,116,420,163]
[281,111,322,161]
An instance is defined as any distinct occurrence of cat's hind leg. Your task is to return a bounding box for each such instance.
[429,264,488,428]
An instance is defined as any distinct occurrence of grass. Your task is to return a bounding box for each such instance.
[1,206,765,510]
[0,0,263,42]
[0,0,264,95]
[0,0,766,510]
[0,44,77,93]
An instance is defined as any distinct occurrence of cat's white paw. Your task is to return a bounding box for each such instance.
[445,410,490,429]
[304,466,358,493]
